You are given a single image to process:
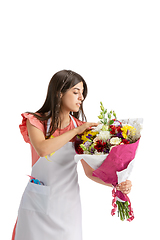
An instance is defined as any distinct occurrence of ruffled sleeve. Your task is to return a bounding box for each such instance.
[19,113,45,144]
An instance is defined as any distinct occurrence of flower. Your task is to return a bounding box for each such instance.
[110,125,121,135]
[94,140,107,152]
[102,125,109,131]
[111,120,121,127]
[94,150,105,155]
[122,139,130,144]
[97,131,111,141]
[90,147,95,154]
[76,146,84,154]
[121,125,136,139]
[92,124,103,132]
[84,141,92,148]
[81,130,98,143]
[116,132,123,138]
[110,125,116,134]
[75,102,142,156]
[110,137,122,145]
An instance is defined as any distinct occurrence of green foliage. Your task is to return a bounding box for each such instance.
[98,102,117,126]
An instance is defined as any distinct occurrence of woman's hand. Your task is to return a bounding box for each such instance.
[116,180,132,194]
[27,120,98,157]
[75,122,99,135]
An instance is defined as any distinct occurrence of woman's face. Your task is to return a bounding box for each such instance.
[61,81,84,113]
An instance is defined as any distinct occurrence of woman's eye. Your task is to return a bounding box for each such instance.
[74,92,78,95]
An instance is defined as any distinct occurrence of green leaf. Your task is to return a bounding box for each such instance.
[109,120,114,125]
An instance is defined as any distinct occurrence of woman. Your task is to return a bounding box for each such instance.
[12,70,132,240]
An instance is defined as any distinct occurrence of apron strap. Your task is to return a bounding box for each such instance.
[69,114,77,128]
[46,118,51,137]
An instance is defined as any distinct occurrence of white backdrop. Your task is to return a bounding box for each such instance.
[0,1,159,239]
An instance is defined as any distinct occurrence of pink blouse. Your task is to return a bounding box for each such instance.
[19,113,84,166]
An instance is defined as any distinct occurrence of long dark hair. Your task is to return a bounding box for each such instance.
[28,70,87,138]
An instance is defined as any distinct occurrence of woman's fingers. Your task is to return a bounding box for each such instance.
[76,122,99,135]
[116,180,132,194]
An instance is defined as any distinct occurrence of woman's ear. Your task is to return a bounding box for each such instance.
[56,92,63,98]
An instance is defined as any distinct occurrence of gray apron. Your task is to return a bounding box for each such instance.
[14,116,82,240]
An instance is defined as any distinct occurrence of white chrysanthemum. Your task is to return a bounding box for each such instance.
[97,131,110,141]
[94,150,104,155]
[110,137,121,145]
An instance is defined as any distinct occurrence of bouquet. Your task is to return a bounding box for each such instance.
[75,102,143,221]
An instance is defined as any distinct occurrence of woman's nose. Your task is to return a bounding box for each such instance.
[79,92,84,101]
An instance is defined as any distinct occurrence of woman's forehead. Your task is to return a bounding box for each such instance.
[72,82,84,90]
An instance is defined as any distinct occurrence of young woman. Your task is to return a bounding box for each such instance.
[12,70,132,240]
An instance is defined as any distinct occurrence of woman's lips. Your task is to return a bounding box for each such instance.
[76,103,81,108]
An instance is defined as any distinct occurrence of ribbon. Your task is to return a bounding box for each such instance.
[111,187,134,221]
[111,187,117,216]
[125,194,134,222]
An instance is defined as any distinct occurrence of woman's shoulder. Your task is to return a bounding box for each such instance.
[19,112,45,143]
[71,116,85,127]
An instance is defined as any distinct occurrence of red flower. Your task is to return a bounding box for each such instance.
[110,125,122,134]
[117,126,121,133]
[95,140,107,152]
[122,139,130,144]
[76,146,84,154]
[110,125,116,134]
[74,136,83,154]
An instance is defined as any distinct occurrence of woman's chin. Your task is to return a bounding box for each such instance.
[71,107,80,113]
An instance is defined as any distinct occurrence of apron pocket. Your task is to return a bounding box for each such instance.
[20,182,50,215]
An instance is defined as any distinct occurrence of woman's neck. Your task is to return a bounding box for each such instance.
[59,112,71,129]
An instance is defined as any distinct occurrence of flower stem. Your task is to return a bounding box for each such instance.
[116,200,130,221]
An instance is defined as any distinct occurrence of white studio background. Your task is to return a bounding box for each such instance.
[0,1,159,239]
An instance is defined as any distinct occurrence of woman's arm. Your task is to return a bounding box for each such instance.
[81,159,132,194]
[27,120,98,157]
[81,159,112,187]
